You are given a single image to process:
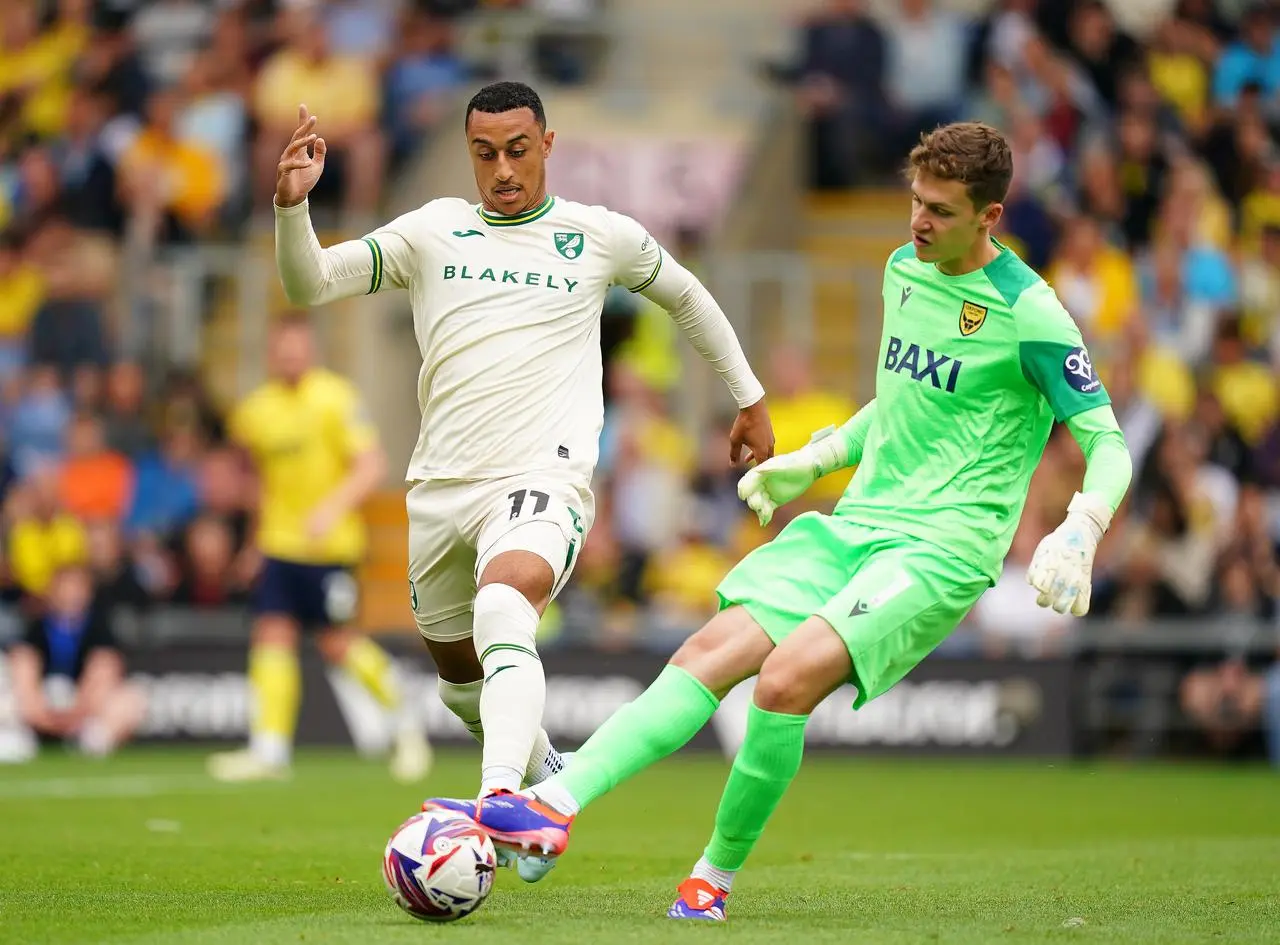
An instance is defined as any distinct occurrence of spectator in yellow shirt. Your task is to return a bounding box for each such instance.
[764,345,857,505]
[0,232,44,378]
[1240,162,1280,250]
[1045,213,1138,349]
[1208,317,1278,446]
[0,0,89,140]
[252,11,385,217]
[1147,19,1210,134]
[118,89,227,240]
[7,464,88,601]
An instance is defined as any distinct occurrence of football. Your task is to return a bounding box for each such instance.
[382,810,497,922]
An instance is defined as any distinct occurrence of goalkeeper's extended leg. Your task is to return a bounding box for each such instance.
[422,606,775,852]
[669,615,852,921]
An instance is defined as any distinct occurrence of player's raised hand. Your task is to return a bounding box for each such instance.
[1026,492,1112,616]
[275,105,327,208]
[729,398,775,466]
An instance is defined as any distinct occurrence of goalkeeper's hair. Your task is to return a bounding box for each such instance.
[465,81,546,130]
[906,122,1013,209]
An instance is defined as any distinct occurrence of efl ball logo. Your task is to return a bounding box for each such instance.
[1062,347,1101,394]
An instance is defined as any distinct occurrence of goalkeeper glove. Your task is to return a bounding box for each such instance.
[737,425,849,527]
[1026,492,1112,616]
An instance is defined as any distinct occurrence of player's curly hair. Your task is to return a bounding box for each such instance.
[465,81,546,130]
[906,122,1013,209]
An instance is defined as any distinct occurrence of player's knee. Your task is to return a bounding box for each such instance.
[478,550,555,613]
[253,615,299,650]
[472,583,541,675]
[671,615,770,700]
[754,651,822,715]
[314,629,352,664]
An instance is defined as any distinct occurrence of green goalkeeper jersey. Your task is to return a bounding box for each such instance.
[834,239,1110,584]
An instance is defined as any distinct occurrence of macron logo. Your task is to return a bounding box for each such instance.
[900,285,913,308]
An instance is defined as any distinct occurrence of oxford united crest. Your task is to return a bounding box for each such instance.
[959,300,988,336]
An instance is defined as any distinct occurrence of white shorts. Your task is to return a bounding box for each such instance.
[407,473,594,643]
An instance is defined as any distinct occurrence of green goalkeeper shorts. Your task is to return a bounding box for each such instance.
[716,512,990,708]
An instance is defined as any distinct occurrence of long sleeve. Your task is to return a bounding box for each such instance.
[274,199,415,306]
[636,255,765,409]
[1065,404,1133,516]
[607,210,764,409]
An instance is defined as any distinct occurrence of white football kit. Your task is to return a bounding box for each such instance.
[274,193,764,642]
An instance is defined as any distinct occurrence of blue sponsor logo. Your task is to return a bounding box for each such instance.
[1062,346,1101,394]
[883,336,963,393]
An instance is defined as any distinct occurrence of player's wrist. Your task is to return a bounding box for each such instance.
[799,426,851,478]
[274,195,309,212]
[1066,491,1111,540]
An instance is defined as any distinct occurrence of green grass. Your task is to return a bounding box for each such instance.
[1,748,1278,944]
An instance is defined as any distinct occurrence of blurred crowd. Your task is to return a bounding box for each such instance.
[0,0,488,638]
[0,0,481,242]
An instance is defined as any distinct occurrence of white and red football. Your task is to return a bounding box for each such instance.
[382,809,497,922]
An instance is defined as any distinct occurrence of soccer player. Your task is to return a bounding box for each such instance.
[207,316,431,783]
[270,82,773,877]
[422,122,1135,918]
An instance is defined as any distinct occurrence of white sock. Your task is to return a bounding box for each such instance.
[523,728,565,786]
[473,583,545,795]
[249,731,291,768]
[437,678,486,743]
[691,856,736,893]
[528,777,580,816]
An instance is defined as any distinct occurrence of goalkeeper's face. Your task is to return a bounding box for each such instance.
[909,171,1002,267]
[467,107,554,215]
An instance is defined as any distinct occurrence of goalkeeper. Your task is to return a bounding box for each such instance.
[424,122,1133,921]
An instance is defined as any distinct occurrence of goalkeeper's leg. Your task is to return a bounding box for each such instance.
[530,606,774,814]
[421,606,774,850]
[671,616,849,918]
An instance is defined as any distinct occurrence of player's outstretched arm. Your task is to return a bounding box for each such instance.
[1026,404,1132,616]
[632,252,774,463]
[273,105,411,306]
[737,400,877,526]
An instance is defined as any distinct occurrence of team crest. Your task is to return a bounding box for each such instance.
[554,232,585,259]
[959,300,987,336]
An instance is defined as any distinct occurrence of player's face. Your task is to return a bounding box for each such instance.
[270,324,314,383]
[466,107,554,214]
[909,171,1001,267]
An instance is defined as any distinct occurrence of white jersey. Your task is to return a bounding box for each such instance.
[363,195,660,484]
[273,192,763,488]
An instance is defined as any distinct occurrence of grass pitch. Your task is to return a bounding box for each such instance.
[0,747,1277,944]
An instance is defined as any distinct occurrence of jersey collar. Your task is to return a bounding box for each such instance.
[476,194,555,227]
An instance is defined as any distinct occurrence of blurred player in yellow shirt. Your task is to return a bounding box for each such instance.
[207,316,430,783]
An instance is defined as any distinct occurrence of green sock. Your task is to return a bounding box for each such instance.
[703,702,808,871]
[555,665,719,810]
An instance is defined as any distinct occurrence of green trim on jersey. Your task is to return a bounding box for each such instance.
[363,237,384,294]
[476,194,555,227]
[983,240,1042,307]
[628,248,663,292]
